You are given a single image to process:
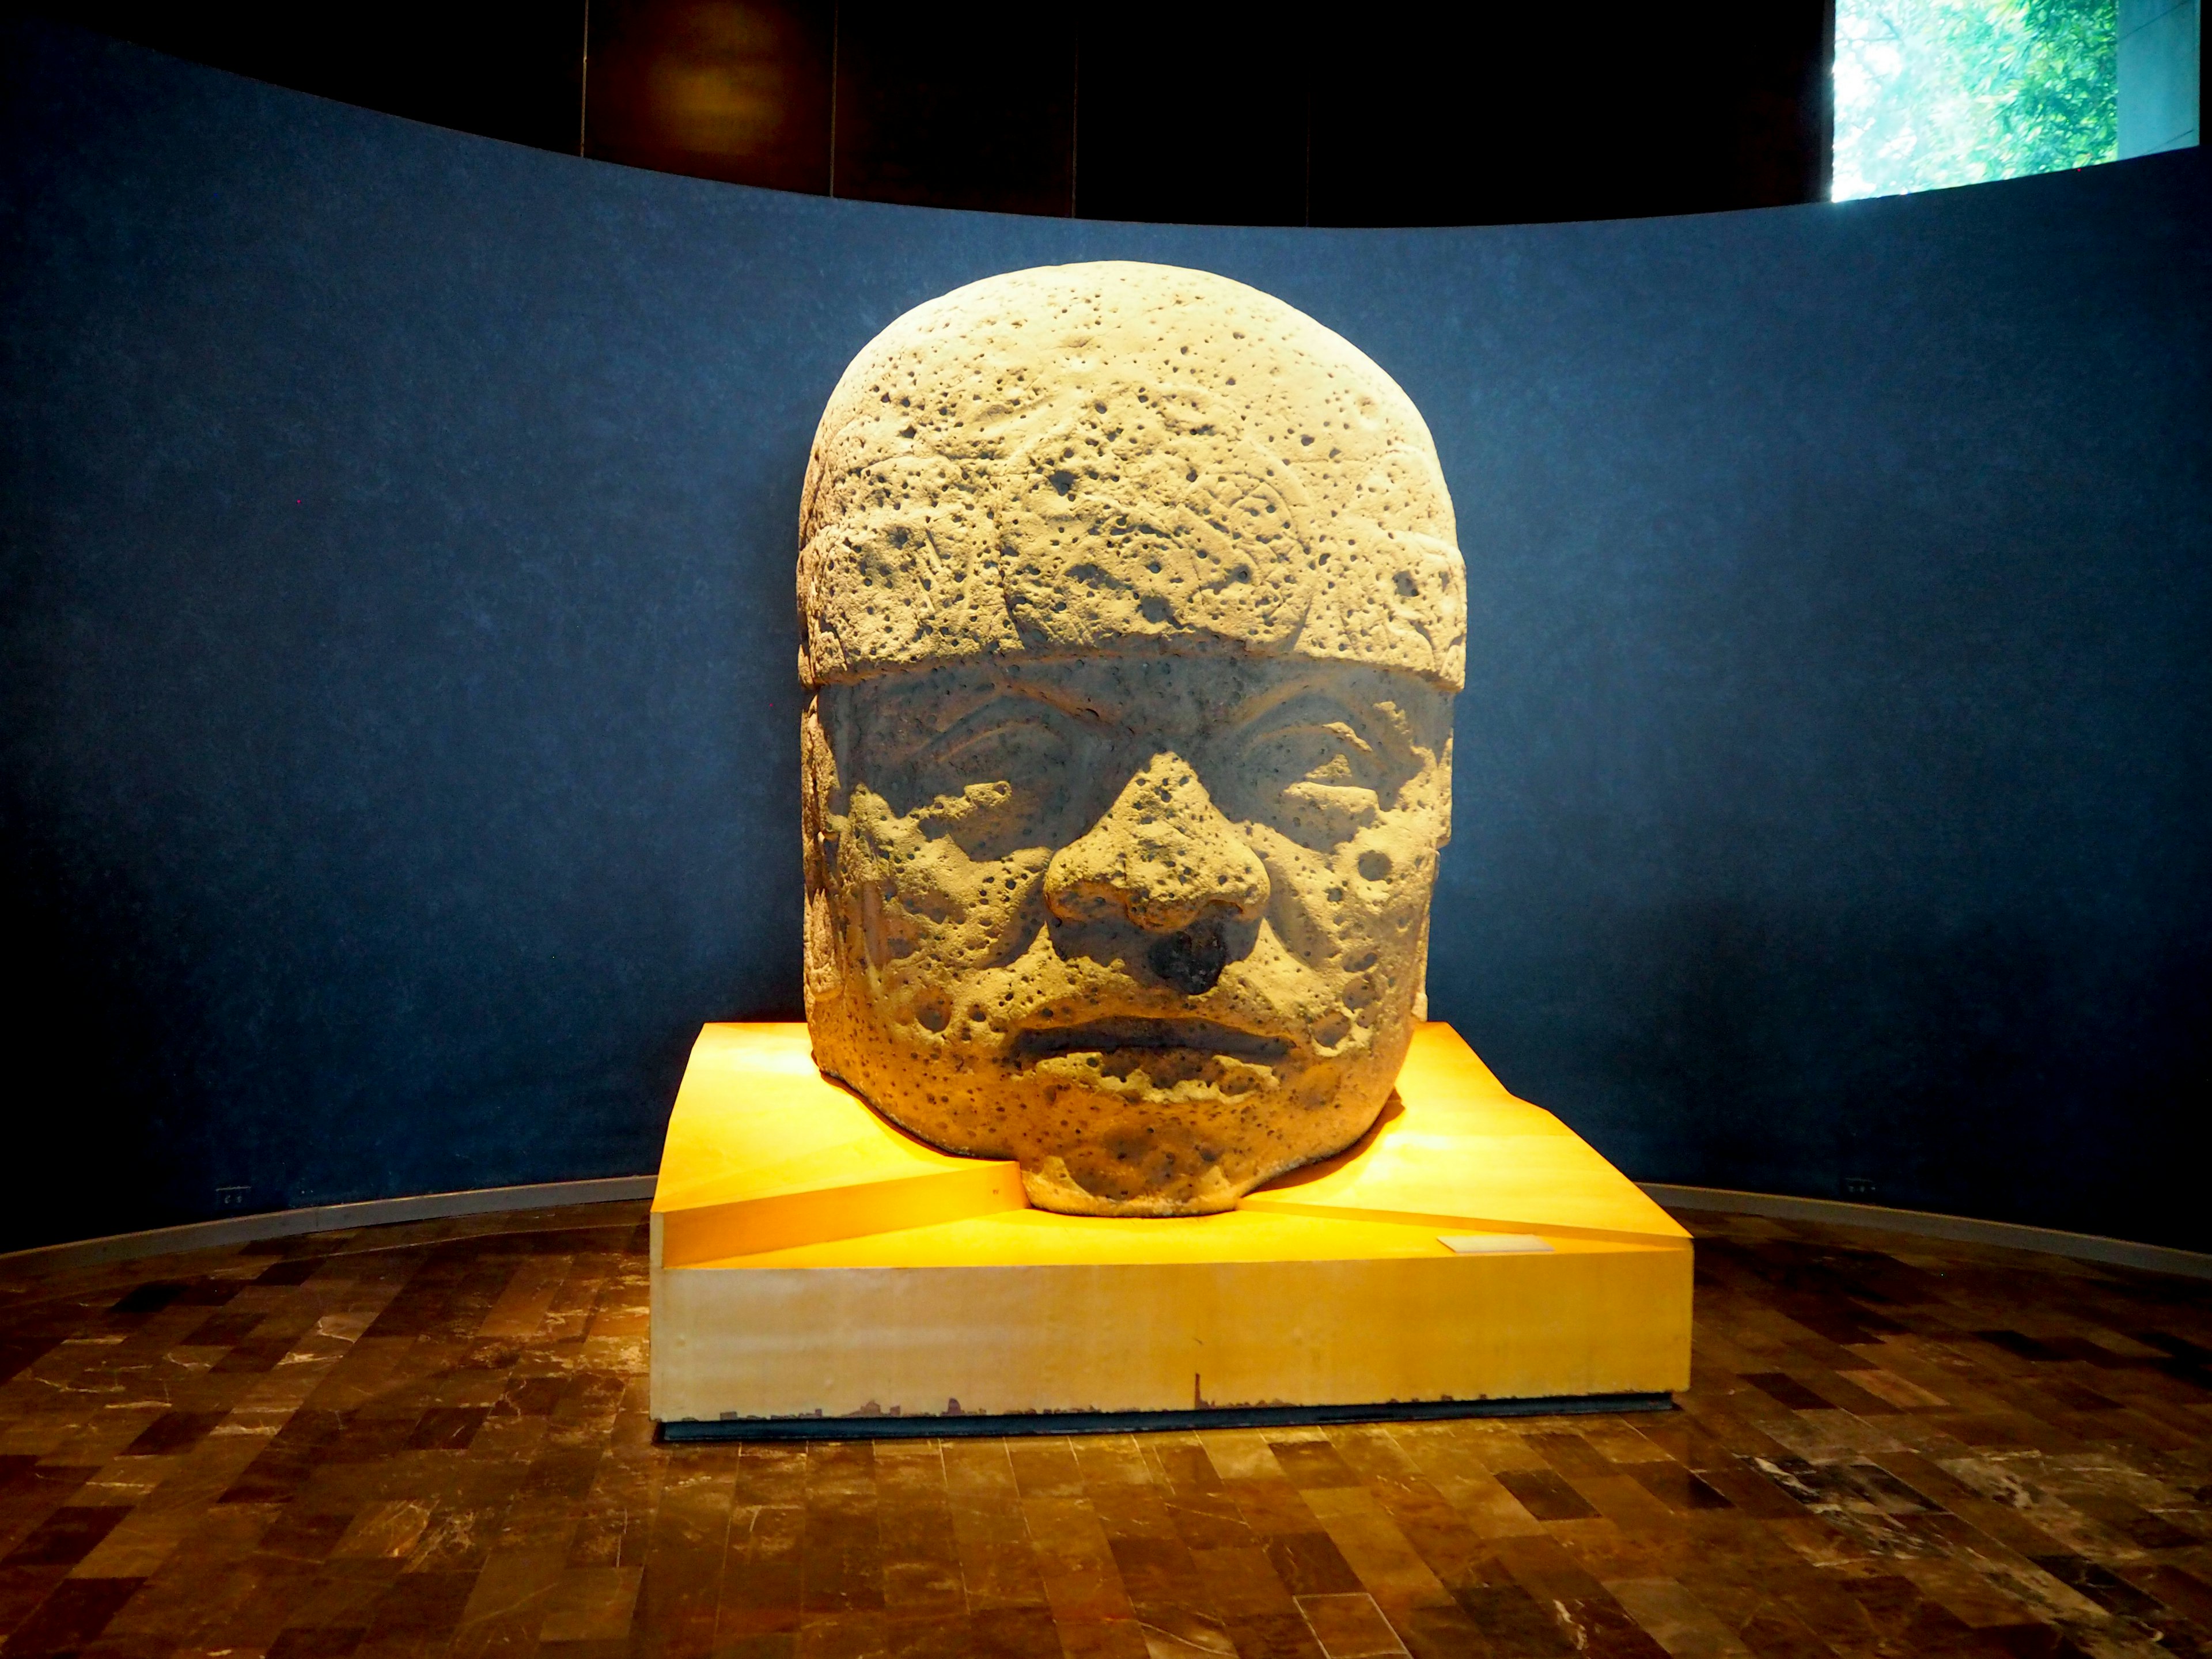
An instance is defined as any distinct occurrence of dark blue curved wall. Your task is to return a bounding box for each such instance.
[4,19,2207,1254]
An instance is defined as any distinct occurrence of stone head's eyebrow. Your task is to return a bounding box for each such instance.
[853,669,1007,763]
[1225,668,1431,755]
[1226,673,1367,736]
[920,677,1017,733]
[994,666,1127,726]
[906,683,1104,770]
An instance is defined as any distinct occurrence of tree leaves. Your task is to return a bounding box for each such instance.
[1834,0,2116,199]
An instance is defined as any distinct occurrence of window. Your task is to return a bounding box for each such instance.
[1834,0,2119,197]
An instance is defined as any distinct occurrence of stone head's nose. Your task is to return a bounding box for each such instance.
[1044,752,1270,935]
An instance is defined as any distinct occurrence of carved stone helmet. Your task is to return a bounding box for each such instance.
[796,261,1465,1216]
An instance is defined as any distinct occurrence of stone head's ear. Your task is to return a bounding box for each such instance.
[800,698,849,1025]
[800,695,845,819]
[1434,729,1454,850]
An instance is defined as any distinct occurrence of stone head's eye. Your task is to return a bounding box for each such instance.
[931,717,1065,792]
[1247,721,1375,791]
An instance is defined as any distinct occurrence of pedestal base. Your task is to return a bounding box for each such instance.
[648,1024,1691,1428]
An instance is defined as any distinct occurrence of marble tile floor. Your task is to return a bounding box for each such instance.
[2,1200,2209,1659]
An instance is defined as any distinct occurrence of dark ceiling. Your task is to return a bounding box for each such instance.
[20,0,1835,225]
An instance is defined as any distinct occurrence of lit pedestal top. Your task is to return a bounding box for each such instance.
[649,1023,1690,1426]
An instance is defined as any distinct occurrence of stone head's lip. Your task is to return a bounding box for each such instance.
[1009,1016,1293,1065]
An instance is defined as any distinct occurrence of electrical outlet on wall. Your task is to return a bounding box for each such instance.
[1842,1176,1878,1200]
[215,1185,252,1210]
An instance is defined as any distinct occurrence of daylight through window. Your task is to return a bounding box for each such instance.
[1834,0,2119,197]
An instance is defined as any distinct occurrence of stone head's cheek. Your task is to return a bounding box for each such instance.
[1348,810,1442,929]
[1245,803,1434,953]
[832,786,1051,1039]
[1241,825,1372,1050]
[1341,797,1448,1035]
[1241,823,1346,971]
[1340,753,1450,928]
[1244,807,1435,1054]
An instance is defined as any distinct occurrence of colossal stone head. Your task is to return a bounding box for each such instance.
[797,261,1464,1216]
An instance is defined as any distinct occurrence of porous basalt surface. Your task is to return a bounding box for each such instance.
[797,262,1464,1215]
[797,262,1467,692]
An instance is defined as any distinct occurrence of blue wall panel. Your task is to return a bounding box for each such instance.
[3,19,2206,1251]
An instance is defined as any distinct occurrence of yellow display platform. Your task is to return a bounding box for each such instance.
[649,1023,1690,1427]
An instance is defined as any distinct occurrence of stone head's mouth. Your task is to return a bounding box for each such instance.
[1010,1016,1292,1066]
[1009,1016,1293,1099]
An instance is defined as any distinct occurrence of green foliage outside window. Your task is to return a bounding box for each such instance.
[1834,0,2118,198]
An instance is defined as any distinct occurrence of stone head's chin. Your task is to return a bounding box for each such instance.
[1018,1153,1247,1217]
[990,1045,1385,1217]
[807,976,1414,1216]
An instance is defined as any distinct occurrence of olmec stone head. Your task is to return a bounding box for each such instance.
[798,261,1464,1216]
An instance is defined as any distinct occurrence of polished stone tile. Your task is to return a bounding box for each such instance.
[5,1205,2212,1658]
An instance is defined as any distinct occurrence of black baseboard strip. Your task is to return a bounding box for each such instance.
[658,1392,1674,1442]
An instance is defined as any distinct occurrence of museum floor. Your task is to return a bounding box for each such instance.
[2,1203,2209,1659]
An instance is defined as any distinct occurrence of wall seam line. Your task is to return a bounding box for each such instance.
[6,1176,2207,1282]
[1643,1183,2212,1280]
[0,1176,658,1275]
